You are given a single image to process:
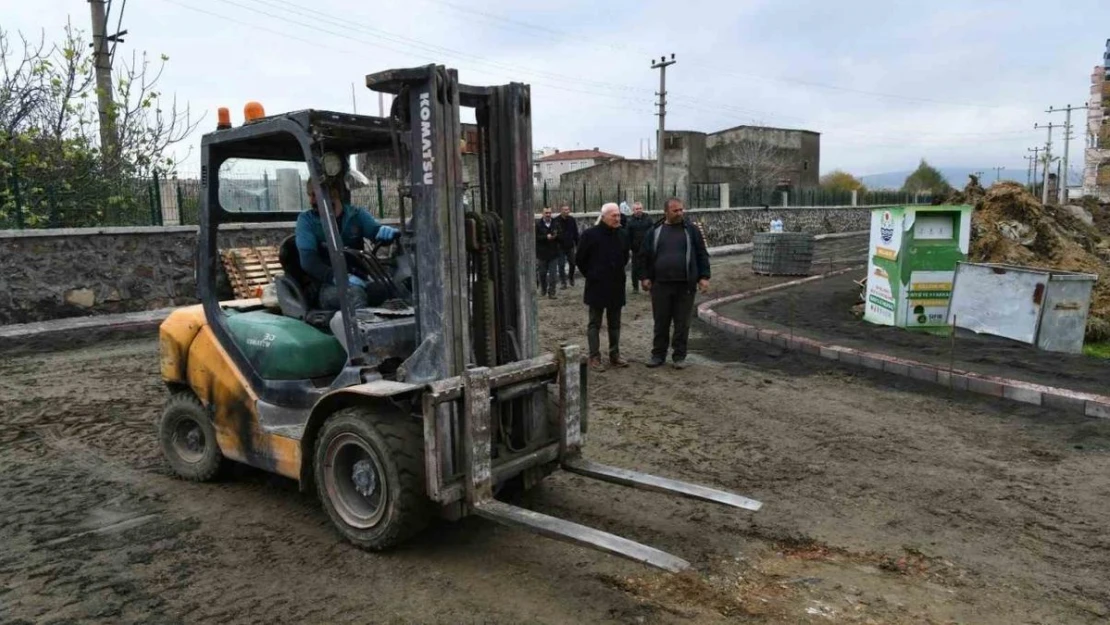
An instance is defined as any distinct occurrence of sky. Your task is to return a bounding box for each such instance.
[4,0,1108,179]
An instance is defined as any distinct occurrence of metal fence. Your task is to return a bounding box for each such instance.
[0,173,167,230]
[1,173,934,230]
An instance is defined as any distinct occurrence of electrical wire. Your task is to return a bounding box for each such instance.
[109,0,127,66]
[199,0,1030,141]
[157,0,1037,152]
[413,0,1013,110]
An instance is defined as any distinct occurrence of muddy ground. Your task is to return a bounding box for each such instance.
[720,271,1110,395]
[3,235,1110,624]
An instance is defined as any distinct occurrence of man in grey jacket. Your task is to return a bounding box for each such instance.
[638,198,710,369]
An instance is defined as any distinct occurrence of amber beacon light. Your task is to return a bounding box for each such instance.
[216,107,231,130]
[243,101,266,124]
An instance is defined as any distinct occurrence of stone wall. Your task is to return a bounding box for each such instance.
[0,206,875,325]
[0,224,296,325]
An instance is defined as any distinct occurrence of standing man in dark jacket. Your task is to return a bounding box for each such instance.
[575,203,630,371]
[638,198,710,369]
[554,204,579,288]
[625,201,653,293]
[535,207,561,299]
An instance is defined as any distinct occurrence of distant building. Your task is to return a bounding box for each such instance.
[560,124,820,195]
[536,148,622,188]
[1083,39,1110,200]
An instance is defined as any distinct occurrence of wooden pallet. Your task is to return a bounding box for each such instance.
[220,245,284,300]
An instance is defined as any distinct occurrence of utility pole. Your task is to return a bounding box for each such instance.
[652,53,676,208]
[992,166,1005,182]
[88,0,123,165]
[1035,122,1063,205]
[1027,147,1042,193]
[1023,155,1034,187]
[1046,104,1089,204]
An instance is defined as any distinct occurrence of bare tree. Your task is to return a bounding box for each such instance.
[0,29,49,136]
[710,122,794,189]
[111,49,201,175]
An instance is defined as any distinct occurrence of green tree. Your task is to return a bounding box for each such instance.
[819,169,866,194]
[901,159,952,196]
[0,21,199,228]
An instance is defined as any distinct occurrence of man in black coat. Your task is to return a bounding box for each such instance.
[575,203,630,371]
[535,207,561,299]
[625,201,654,293]
[553,204,579,288]
[638,197,711,369]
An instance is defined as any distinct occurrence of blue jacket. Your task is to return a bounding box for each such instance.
[295,204,384,284]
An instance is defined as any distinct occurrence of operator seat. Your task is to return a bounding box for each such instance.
[275,235,334,328]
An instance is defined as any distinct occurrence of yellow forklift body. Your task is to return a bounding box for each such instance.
[160,305,302,479]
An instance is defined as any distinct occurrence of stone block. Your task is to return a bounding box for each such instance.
[1042,392,1089,414]
[1087,401,1110,419]
[967,377,1004,398]
[1002,385,1043,406]
[837,350,861,366]
[882,360,910,376]
[64,288,96,308]
[908,365,938,384]
[859,354,885,370]
[936,370,969,391]
[819,346,840,361]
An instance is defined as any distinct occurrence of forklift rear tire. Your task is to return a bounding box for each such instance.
[314,406,431,550]
[159,392,224,482]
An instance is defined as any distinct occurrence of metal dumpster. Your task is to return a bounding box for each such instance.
[945,262,1098,354]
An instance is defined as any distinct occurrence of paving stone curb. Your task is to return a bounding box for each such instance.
[697,267,1110,419]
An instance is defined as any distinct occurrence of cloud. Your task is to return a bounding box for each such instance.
[6,0,1108,177]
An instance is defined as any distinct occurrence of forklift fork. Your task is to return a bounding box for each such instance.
[455,345,763,573]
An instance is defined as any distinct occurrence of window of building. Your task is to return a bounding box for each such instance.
[803,161,809,171]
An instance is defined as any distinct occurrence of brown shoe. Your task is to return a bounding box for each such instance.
[588,356,606,372]
[609,355,629,368]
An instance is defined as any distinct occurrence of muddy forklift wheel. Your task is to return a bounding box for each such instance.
[313,406,431,550]
[159,392,224,482]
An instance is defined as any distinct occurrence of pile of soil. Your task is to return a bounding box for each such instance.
[951,181,1110,341]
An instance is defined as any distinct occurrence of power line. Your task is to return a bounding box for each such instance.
[159,0,1036,156]
[215,0,1037,141]
[108,0,127,66]
[414,0,1012,110]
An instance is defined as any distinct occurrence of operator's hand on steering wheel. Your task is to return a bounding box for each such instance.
[375,225,400,243]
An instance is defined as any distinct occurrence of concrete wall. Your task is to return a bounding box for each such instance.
[0,206,872,325]
[558,159,686,196]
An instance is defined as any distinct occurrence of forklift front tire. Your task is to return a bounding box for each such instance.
[159,392,224,482]
[314,406,431,550]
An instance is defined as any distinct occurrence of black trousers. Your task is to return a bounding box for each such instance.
[558,246,576,284]
[630,255,645,291]
[587,305,622,359]
[650,281,696,361]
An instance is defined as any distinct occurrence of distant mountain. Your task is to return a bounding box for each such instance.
[860,166,1029,190]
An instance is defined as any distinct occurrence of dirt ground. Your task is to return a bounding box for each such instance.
[720,271,1110,395]
[3,236,1110,624]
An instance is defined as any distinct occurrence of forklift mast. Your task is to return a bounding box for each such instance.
[367,65,538,384]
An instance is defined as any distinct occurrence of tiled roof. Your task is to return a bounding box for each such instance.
[537,149,622,162]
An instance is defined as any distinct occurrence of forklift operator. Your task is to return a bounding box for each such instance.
[295,179,399,310]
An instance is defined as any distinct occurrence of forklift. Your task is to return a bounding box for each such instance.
[157,63,762,572]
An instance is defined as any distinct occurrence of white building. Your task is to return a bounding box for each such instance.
[535,148,622,187]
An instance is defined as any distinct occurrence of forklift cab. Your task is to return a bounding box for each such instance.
[196,108,419,391]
